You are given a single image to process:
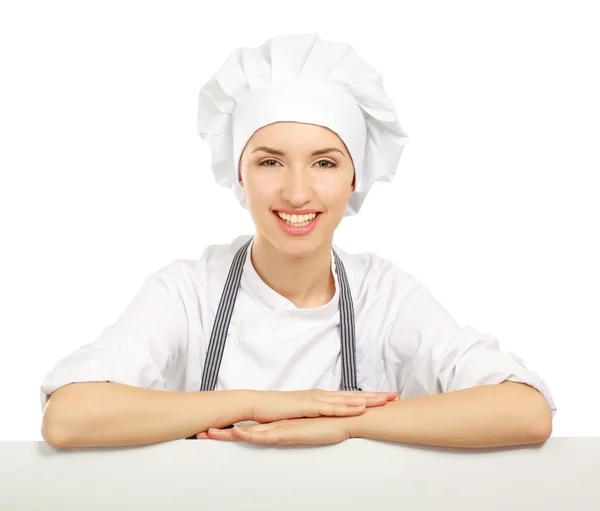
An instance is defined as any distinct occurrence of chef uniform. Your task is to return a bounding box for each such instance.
[39,34,557,429]
[182,237,361,439]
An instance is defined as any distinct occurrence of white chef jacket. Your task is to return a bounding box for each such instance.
[40,234,557,416]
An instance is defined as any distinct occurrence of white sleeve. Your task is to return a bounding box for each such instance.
[40,270,188,411]
[386,286,557,416]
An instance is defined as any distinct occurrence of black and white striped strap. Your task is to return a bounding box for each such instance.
[199,237,251,392]
[333,249,358,391]
[200,238,358,391]
[186,238,359,438]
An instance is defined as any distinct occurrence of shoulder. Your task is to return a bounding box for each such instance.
[333,244,423,305]
[153,234,253,278]
[135,236,250,306]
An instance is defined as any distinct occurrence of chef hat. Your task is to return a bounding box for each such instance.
[197,33,408,216]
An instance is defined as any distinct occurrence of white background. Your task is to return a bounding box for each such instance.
[1,1,598,440]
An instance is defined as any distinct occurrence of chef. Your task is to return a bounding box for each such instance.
[40,33,556,448]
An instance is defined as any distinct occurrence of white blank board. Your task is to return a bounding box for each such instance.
[1,438,598,510]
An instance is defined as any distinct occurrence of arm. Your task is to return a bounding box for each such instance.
[209,284,557,447]
[43,383,252,448]
[43,384,395,448]
[41,267,396,448]
[40,268,210,448]
[345,283,556,448]
[345,381,552,448]
[211,381,552,447]
[368,284,556,447]
[41,268,208,448]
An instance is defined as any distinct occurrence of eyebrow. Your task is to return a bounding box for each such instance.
[251,146,346,158]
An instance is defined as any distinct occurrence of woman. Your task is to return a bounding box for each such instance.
[40,34,556,449]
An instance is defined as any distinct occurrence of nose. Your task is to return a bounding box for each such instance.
[280,167,312,207]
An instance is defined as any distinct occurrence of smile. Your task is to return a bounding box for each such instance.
[275,211,319,227]
[273,210,322,236]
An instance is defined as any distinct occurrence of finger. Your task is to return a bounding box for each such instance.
[238,423,274,432]
[195,432,209,439]
[207,427,240,441]
[328,390,387,397]
[321,394,390,408]
[232,426,282,444]
[311,397,397,416]
[359,391,398,402]
[332,391,398,403]
[330,391,392,400]
[344,395,389,406]
[318,403,367,417]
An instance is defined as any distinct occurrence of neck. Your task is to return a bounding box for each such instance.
[250,233,335,309]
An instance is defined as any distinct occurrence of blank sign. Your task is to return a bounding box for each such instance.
[1,438,598,510]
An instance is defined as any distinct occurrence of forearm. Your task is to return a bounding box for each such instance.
[42,382,252,448]
[346,381,553,448]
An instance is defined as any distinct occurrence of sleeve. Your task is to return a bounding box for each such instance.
[40,270,189,411]
[386,285,557,417]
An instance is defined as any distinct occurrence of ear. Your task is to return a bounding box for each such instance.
[238,174,247,198]
[237,155,245,192]
[237,159,244,187]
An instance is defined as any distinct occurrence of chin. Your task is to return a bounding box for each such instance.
[261,226,333,260]
[271,235,325,259]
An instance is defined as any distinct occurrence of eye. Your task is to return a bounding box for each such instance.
[315,159,336,169]
[258,159,280,167]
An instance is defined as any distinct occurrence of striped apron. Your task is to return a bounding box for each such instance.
[186,237,360,439]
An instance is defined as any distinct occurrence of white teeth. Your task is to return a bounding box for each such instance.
[276,212,318,226]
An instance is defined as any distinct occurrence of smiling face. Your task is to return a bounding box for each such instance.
[238,121,355,258]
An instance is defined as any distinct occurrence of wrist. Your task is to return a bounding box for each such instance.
[240,389,261,422]
[199,389,256,426]
[345,401,401,439]
[344,412,367,438]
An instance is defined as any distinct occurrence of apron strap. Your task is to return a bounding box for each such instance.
[186,238,359,440]
[333,249,359,392]
[199,237,252,392]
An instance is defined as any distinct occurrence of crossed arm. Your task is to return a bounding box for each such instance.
[42,379,551,449]
[203,381,553,447]
[41,275,554,449]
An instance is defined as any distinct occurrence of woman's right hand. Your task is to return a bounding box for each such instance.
[249,389,397,424]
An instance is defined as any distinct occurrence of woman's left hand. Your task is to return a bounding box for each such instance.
[197,417,351,445]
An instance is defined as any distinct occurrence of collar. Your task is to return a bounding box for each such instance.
[240,236,339,320]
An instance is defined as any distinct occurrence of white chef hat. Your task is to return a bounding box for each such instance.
[197,33,408,216]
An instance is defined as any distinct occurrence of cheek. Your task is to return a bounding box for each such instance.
[314,178,353,208]
[244,175,279,206]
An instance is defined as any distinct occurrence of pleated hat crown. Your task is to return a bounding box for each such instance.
[197,33,408,216]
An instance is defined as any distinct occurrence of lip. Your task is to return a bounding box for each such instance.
[273,208,322,214]
[273,211,321,236]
